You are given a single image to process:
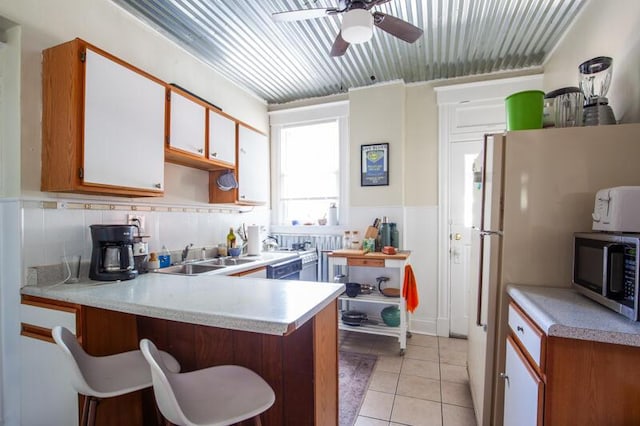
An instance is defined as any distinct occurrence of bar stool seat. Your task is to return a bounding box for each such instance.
[52,326,180,425]
[140,338,275,426]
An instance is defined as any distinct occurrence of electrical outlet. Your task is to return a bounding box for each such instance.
[127,214,146,234]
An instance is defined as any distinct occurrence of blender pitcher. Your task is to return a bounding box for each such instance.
[579,56,616,125]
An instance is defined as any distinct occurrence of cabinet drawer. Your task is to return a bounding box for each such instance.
[21,304,76,333]
[508,302,544,369]
[348,258,385,267]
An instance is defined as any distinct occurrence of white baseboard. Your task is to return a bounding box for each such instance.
[437,317,450,337]
[409,318,438,335]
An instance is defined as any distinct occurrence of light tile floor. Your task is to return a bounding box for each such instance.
[339,330,477,426]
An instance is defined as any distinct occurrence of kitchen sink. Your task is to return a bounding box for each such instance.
[153,257,258,276]
[199,258,258,267]
[154,263,226,276]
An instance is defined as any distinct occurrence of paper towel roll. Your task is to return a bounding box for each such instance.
[247,225,261,255]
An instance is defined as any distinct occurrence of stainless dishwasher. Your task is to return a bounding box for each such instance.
[266,257,302,280]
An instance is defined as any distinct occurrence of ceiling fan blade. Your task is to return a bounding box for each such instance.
[272,8,332,22]
[330,32,350,57]
[373,12,423,43]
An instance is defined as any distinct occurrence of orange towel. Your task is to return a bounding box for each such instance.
[402,264,419,313]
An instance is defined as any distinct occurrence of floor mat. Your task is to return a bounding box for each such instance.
[339,351,378,426]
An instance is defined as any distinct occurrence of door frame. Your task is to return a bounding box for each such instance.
[435,75,543,336]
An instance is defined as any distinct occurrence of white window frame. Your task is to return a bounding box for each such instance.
[269,101,349,233]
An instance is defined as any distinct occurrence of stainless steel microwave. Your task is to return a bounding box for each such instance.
[572,232,640,321]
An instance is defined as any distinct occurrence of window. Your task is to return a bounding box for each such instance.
[279,121,339,225]
[270,102,348,227]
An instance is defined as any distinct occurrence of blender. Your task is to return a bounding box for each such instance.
[579,56,616,126]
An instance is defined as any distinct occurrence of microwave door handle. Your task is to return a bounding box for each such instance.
[602,243,625,296]
[602,244,610,297]
[603,243,625,296]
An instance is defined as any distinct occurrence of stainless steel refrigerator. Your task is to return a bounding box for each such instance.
[467,123,640,426]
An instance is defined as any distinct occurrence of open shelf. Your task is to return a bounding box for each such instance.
[339,292,402,305]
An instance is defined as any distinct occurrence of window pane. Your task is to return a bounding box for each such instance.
[279,120,340,224]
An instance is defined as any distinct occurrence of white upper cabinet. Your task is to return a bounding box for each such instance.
[208,109,236,166]
[238,125,269,204]
[168,89,207,157]
[42,39,166,197]
[83,49,165,191]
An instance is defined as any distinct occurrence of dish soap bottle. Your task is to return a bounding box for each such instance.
[158,245,171,268]
[227,227,236,249]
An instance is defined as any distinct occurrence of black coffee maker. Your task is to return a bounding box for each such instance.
[89,224,138,281]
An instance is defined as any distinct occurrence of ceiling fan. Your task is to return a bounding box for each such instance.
[272,0,424,57]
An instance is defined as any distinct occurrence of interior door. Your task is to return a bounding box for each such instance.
[448,140,482,336]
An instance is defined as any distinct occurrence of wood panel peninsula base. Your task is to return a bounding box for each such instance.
[23,295,338,426]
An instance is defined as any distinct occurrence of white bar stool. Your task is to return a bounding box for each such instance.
[140,338,275,426]
[52,326,181,426]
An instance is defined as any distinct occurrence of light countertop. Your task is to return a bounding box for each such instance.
[507,284,640,347]
[22,254,344,336]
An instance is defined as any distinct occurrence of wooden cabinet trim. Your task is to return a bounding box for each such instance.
[83,41,165,86]
[21,323,55,343]
[42,38,166,197]
[508,300,546,374]
[237,121,267,137]
[231,266,266,277]
[166,87,236,172]
[165,148,234,171]
[313,300,338,426]
[21,295,83,344]
[21,294,81,312]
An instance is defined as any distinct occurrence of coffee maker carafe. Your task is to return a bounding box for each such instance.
[89,224,138,281]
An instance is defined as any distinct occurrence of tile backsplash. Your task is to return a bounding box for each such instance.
[21,199,270,281]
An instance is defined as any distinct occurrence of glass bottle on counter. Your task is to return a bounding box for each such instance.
[227,227,236,249]
[351,230,361,249]
[343,231,351,249]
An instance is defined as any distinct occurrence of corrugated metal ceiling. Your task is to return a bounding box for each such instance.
[111,0,586,104]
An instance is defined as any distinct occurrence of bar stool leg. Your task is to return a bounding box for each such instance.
[253,415,262,426]
[81,396,100,426]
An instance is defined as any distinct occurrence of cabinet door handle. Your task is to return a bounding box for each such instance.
[210,152,217,157]
[197,148,204,153]
[516,325,524,333]
[154,183,162,189]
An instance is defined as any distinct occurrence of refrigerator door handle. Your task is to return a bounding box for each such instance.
[472,227,503,237]
[476,133,492,329]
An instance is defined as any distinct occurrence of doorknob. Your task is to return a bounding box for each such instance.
[450,233,462,240]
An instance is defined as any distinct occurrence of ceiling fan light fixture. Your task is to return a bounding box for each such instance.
[341,9,373,44]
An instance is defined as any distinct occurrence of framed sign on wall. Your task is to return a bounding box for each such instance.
[361,143,389,186]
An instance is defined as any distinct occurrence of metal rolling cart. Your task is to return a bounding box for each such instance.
[328,250,412,355]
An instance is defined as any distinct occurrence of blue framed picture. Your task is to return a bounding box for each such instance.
[361,143,389,186]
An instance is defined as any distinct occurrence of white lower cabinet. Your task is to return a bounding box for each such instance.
[503,335,543,426]
[20,299,79,426]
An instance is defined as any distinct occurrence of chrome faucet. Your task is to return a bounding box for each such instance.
[181,243,194,263]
